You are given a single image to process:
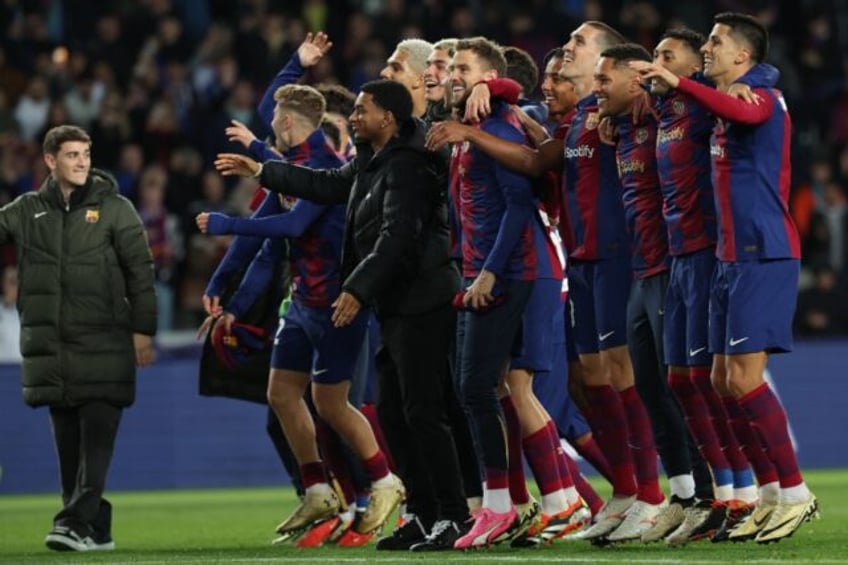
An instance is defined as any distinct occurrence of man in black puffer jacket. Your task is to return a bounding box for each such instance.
[215,80,470,548]
[0,125,157,552]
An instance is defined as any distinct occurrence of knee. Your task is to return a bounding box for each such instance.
[710,362,730,395]
[266,380,289,411]
[506,369,533,398]
[604,348,634,388]
[312,390,351,426]
[311,394,336,424]
[724,360,762,398]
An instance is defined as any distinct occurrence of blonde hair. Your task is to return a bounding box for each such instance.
[273,84,327,129]
[395,39,434,75]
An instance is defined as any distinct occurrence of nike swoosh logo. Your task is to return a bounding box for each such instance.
[599,331,615,341]
[729,337,749,346]
[313,368,329,376]
[753,510,773,528]
[34,211,47,219]
[689,347,706,357]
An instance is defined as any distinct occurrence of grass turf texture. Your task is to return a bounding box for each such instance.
[1,470,845,564]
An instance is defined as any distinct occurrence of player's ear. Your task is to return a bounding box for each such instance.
[629,72,642,93]
[43,153,56,172]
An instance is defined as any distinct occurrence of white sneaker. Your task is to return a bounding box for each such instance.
[577,495,636,540]
[641,498,686,542]
[607,499,667,542]
[665,500,716,546]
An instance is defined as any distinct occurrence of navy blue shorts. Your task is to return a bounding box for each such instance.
[664,249,714,367]
[709,259,799,356]
[568,257,632,354]
[532,298,591,440]
[512,278,564,372]
[271,301,368,384]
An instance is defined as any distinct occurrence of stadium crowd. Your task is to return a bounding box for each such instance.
[0,0,839,555]
[0,0,846,334]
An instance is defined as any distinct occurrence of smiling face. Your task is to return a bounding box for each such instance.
[651,37,702,94]
[44,140,91,187]
[561,23,607,85]
[541,56,578,118]
[348,92,389,143]
[448,49,494,108]
[701,23,745,83]
[593,56,640,118]
[423,48,452,102]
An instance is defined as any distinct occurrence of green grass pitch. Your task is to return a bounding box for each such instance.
[1,470,846,564]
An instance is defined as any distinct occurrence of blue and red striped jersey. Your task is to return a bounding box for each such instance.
[550,112,576,255]
[279,130,346,306]
[452,102,537,280]
[531,207,566,281]
[616,116,669,279]
[563,94,628,261]
[654,74,717,256]
[676,73,800,262]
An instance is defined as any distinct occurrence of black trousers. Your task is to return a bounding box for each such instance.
[628,272,714,500]
[49,401,122,536]
[376,304,468,524]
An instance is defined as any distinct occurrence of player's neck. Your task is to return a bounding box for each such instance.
[285,127,313,151]
[54,176,79,205]
[572,76,594,102]
[370,128,396,154]
[715,64,754,92]
[412,91,428,119]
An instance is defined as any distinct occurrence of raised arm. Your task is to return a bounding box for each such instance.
[257,32,334,127]
[205,199,326,239]
[631,61,774,125]
[203,191,284,307]
[676,76,774,125]
[215,153,356,205]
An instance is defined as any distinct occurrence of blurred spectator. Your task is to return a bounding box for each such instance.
[187,170,231,219]
[89,90,133,169]
[138,165,183,332]
[0,265,21,363]
[795,265,848,337]
[36,101,71,143]
[166,145,204,216]
[114,144,145,199]
[0,92,18,142]
[805,180,848,286]
[0,47,29,106]
[792,157,833,239]
[13,76,50,142]
[64,71,104,129]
